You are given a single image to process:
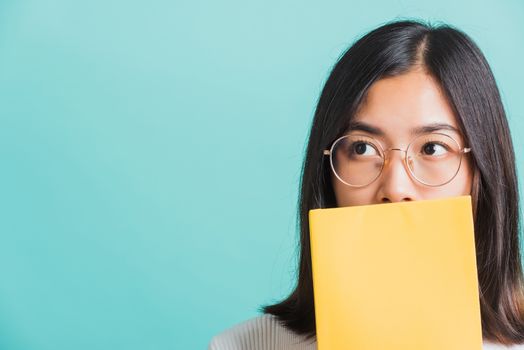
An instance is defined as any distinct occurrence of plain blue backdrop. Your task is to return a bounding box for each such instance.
[0,0,523,349]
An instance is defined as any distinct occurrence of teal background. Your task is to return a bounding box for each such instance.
[0,0,522,349]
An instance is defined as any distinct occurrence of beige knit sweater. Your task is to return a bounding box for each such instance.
[208,314,524,350]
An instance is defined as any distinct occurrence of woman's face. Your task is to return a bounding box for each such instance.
[332,68,474,207]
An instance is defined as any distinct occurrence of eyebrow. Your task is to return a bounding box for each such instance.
[346,121,461,136]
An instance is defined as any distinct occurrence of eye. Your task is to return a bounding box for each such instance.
[351,141,379,156]
[421,142,448,156]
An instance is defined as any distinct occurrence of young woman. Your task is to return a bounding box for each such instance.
[209,19,524,349]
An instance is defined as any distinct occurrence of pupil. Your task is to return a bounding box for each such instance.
[355,143,367,155]
[424,143,436,155]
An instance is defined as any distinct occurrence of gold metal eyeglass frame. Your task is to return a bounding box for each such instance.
[323,132,472,188]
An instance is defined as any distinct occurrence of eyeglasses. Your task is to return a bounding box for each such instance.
[323,132,471,187]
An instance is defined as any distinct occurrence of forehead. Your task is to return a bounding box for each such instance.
[352,69,461,141]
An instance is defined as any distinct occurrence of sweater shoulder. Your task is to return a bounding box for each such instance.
[208,314,316,350]
[208,314,524,350]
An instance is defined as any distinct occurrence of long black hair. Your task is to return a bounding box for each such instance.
[262,19,524,345]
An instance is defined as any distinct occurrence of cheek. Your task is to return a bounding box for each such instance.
[451,157,474,194]
[332,174,377,207]
[421,157,474,198]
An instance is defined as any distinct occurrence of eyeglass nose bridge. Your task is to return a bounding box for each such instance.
[385,147,407,153]
[380,148,415,173]
[382,147,408,159]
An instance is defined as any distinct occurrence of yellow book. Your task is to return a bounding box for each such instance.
[309,195,482,350]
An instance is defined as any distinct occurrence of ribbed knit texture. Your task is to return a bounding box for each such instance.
[209,314,524,350]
